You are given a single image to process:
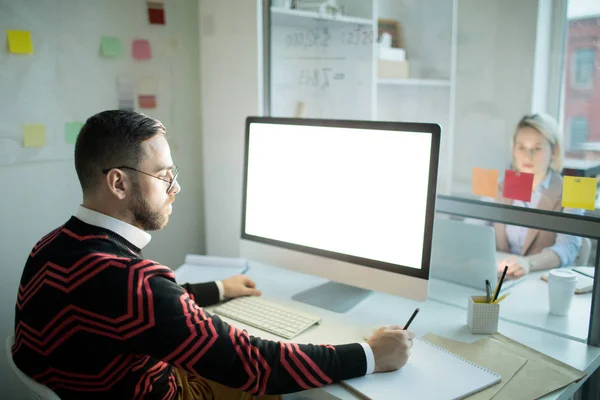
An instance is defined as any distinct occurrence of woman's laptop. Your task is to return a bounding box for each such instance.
[430,218,524,290]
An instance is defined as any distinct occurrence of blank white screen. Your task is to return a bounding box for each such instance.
[244,123,433,269]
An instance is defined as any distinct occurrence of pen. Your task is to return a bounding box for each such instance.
[492,266,508,302]
[572,268,593,279]
[492,293,509,304]
[241,261,250,275]
[485,279,492,303]
[403,308,420,330]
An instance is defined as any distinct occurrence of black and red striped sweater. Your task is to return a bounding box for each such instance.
[13,217,366,399]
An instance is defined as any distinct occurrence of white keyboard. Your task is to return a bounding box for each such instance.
[213,296,322,339]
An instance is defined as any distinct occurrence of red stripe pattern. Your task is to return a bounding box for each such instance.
[12,217,357,398]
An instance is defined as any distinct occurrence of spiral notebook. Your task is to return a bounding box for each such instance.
[342,337,501,400]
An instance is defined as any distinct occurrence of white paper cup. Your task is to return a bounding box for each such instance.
[548,270,578,316]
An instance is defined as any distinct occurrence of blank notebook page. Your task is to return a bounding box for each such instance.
[342,337,500,400]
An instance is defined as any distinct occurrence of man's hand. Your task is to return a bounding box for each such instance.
[222,275,262,299]
[497,257,530,279]
[367,326,415,372]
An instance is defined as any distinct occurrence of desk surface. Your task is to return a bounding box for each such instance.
[429,271,592,343]
[175,262,600,400]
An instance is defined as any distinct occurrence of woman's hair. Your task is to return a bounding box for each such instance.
[512,113,564,173]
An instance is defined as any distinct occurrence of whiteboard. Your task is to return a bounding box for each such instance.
[270,13,375,120]
[0,0,177,166]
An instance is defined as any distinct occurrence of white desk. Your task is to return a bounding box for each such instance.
[175,262,600,400]
[428,271,592,343]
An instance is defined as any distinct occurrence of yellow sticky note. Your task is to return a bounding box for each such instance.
[562,176,597,210]
[23,124,46,148]
[7,30,34,54]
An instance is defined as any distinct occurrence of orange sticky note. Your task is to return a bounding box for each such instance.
[23,124,46,147]
[7,30,34,54]
[472,167,499,198]
[562,176,597,210]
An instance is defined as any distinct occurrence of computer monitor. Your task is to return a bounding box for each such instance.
[240,117,440,312]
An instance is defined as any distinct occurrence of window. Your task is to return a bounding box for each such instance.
[571,47,596,89]
[570,116,589,148]
[561,14,600,161]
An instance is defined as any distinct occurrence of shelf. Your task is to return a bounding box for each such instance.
[377,78,451,87]
[270,7,373,27]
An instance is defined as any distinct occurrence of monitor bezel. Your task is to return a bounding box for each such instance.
[241,116,440,281]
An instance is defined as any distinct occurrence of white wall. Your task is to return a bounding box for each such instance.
[199,0,262,256]
[452,0,540,193]
[0,1,203,398]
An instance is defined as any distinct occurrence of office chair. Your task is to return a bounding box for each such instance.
[5,336,61,400]
[576,238,592,266]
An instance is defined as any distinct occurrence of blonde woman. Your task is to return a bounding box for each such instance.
[495,113,582,279]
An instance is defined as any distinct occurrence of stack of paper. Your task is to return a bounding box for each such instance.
[176,255,248,284]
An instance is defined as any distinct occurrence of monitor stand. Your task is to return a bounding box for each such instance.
[291,281,372,313]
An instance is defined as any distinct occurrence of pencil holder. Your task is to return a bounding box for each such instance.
[467,296,499,334]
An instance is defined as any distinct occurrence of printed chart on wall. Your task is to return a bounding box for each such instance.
[0,0,175,167]
[270,11,375,120]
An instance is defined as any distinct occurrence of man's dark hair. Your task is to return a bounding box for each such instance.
[75,110,165,192]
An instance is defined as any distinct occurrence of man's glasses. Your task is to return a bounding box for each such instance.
[102,165,179,193]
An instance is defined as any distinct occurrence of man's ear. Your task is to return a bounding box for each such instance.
[106,169,130,200]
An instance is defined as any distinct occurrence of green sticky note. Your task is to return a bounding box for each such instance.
[65,122,83,144]
[23,124,46,147]
[100,36,122,57]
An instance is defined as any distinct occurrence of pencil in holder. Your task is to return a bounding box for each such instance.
[467,295,499,334]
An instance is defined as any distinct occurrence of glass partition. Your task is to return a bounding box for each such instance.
[268,0,600,214]
[430,212,594,343]
[561,7,600,219]
[265,0,600,351]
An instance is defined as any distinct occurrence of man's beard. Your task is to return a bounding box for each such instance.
[131,190,169,231]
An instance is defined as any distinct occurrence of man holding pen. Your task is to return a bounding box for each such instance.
[13,110,416,400]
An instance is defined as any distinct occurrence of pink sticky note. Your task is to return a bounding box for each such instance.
[132,39,151,60]
[502,170,534,202]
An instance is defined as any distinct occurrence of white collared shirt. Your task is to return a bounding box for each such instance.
[74,206,225,299]
[76,206,152,249]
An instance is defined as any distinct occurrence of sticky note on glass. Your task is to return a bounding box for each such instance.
[137,76,157,109]
[147,3,166,25]
[472,167,499,198]
[138,95,157,108]
[23,124,46,148]
[562,176,597,210]
[502,170,534,202]
[100,36,122,58]
[7,30,34,54]
[65,122,83,144]
[132,39,152,60]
